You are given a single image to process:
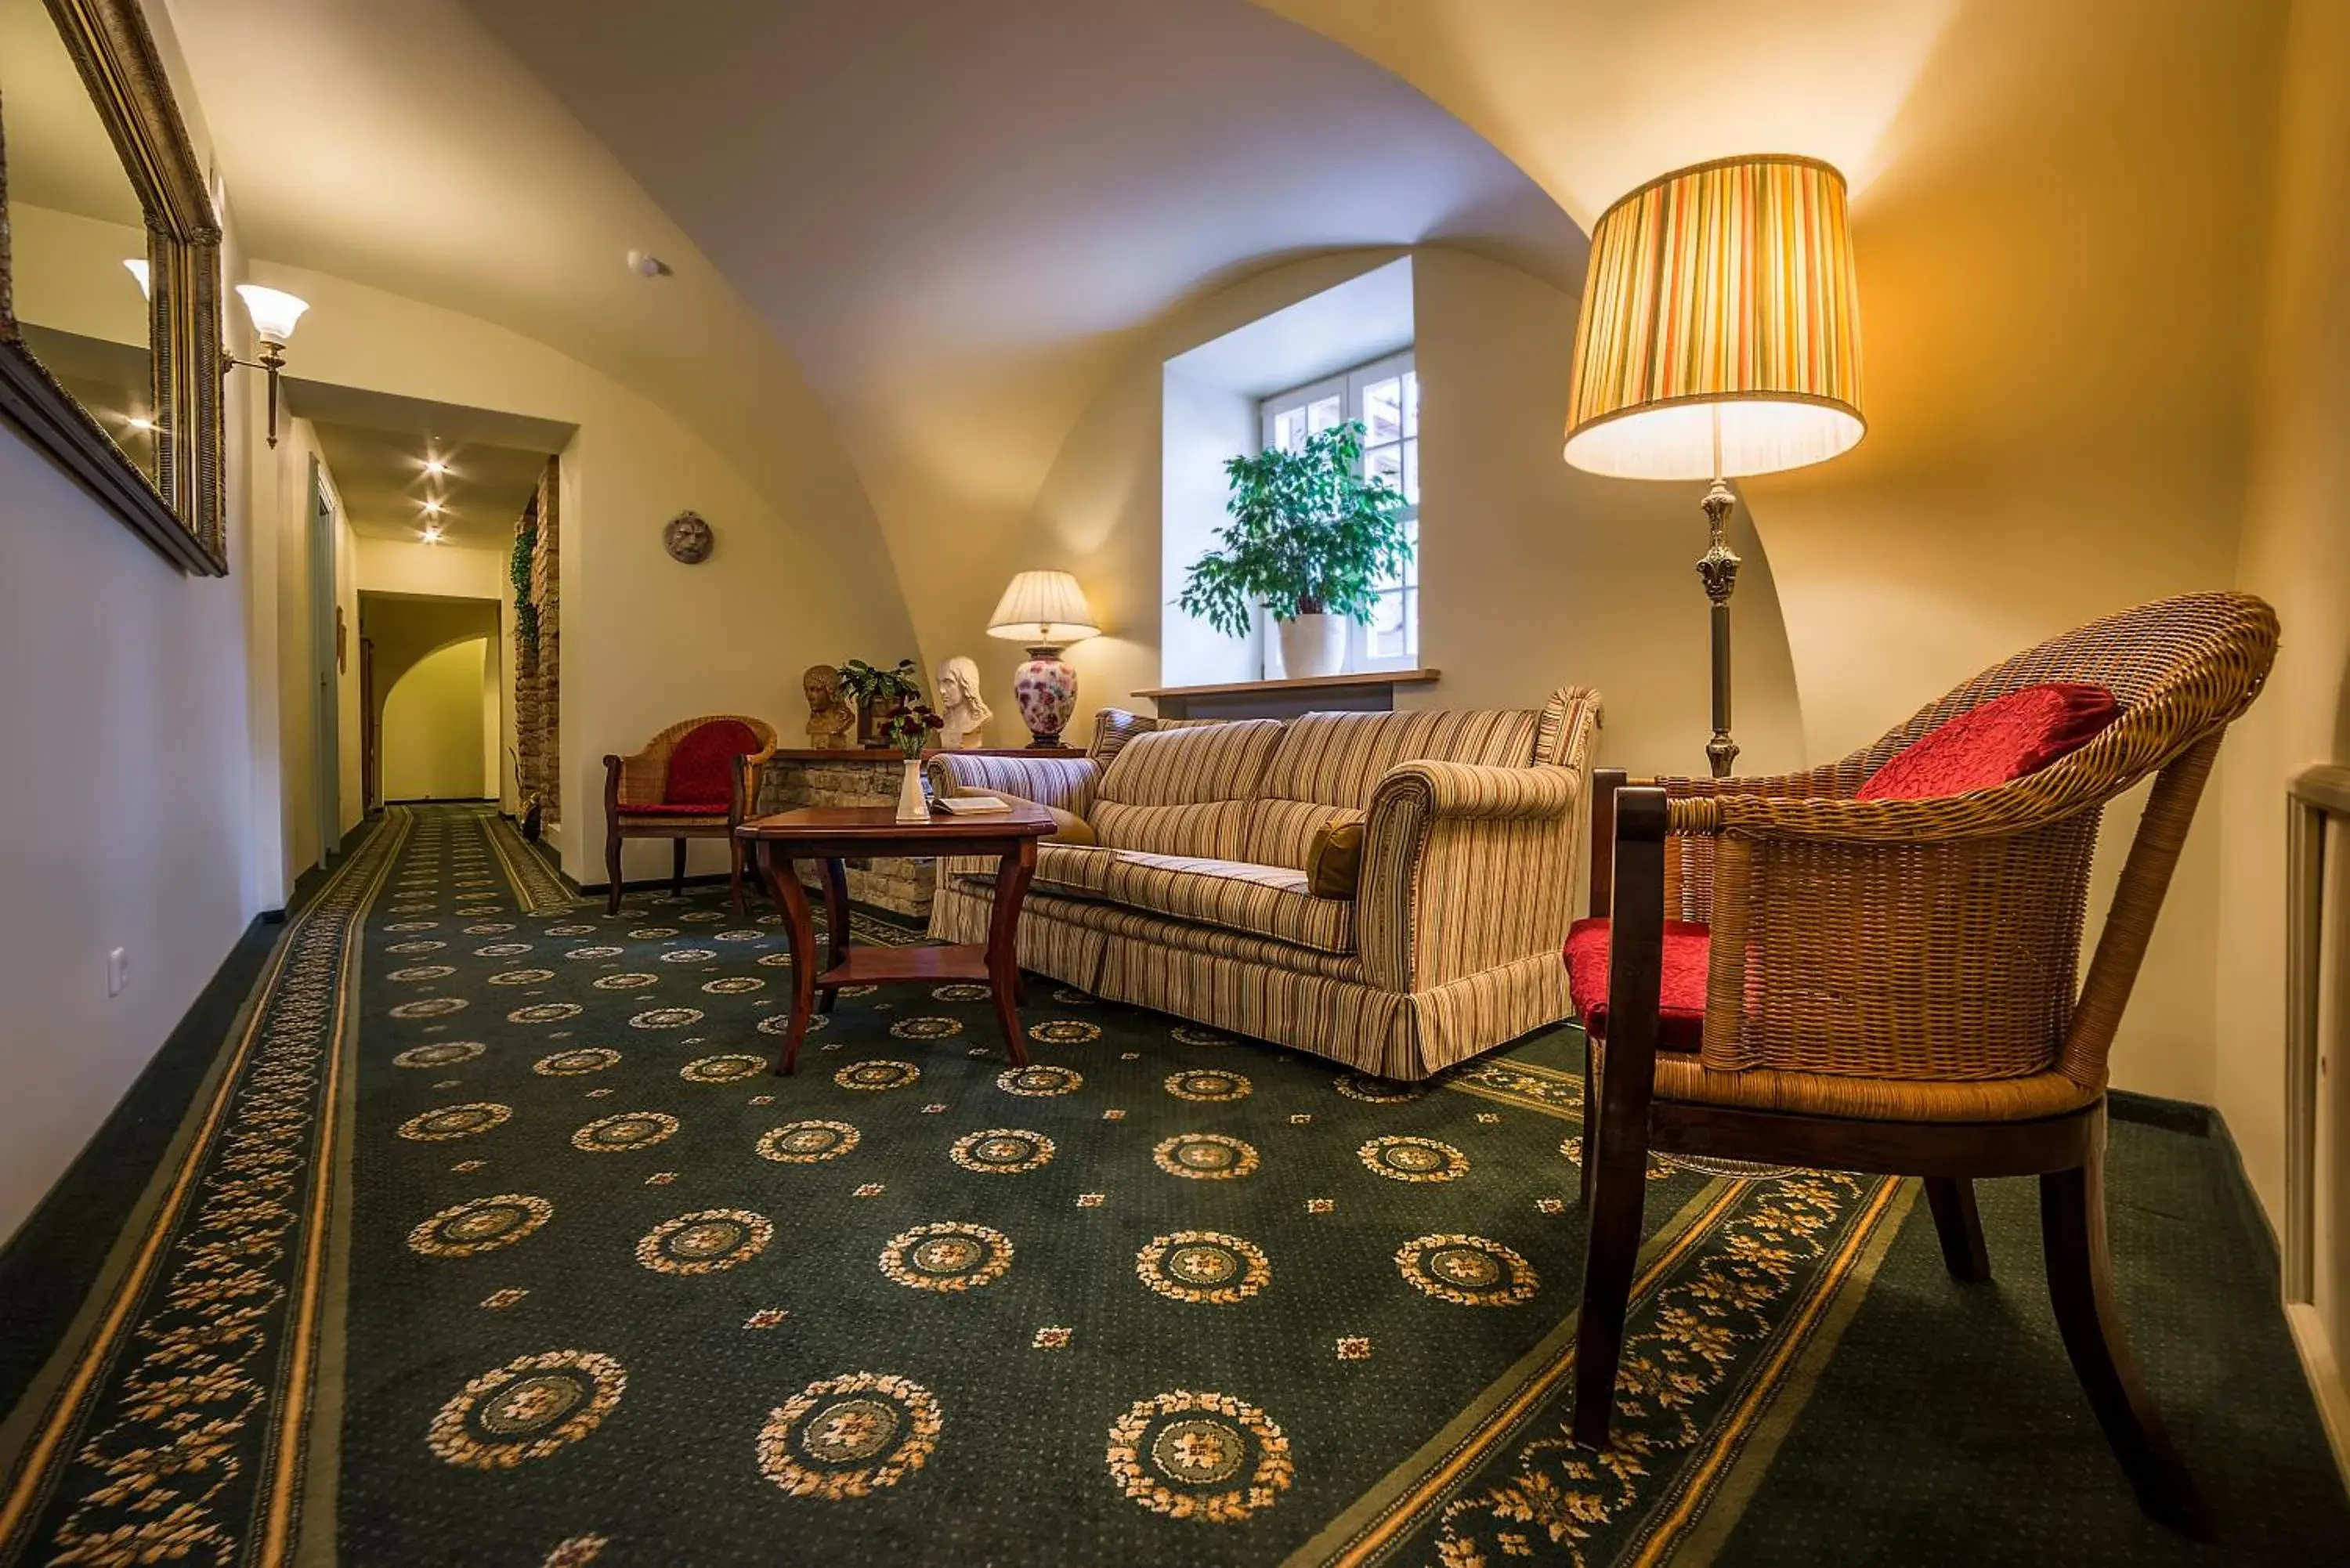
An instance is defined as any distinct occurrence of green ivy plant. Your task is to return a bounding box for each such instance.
[510,513,540,655]
[1177,420,1411,636]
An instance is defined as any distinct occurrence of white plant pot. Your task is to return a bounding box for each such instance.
[894,757,931,822]
[1277,613,1348,680]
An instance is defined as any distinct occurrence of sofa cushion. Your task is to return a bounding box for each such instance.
[1856,683,2120,801]
[1563,916,1709,1050]
[1104,852,1355,955]
[1090,719,1281,859]
[1248,709,1542,869]
[945,841,1115,900]
[664,719,761,807]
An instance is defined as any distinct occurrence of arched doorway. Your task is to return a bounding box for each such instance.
[380,634,497,802]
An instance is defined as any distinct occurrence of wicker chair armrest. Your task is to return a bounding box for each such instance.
[924,753,1100,816]
[1358,762,1585,992]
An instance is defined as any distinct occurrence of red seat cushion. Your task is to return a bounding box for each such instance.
[1563,916,1710,1050]
[1856,683,2120,801]
[616,801,733,818]
[663,720,762,807]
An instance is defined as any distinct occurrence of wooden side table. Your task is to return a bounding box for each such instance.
[738,803,1059,1075]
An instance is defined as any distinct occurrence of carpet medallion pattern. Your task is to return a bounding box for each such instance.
[26,805,2330,1566]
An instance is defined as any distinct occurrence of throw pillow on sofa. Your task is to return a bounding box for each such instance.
[1306,818,1364,898]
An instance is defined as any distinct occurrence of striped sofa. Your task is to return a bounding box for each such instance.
[925,690,1601,1080]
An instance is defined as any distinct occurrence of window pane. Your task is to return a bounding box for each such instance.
[1307,396,1342,435]
[1365,444,1402,490]
[1364,377,1403,443]
[1272,407,1305,453]
[1404,371,1419,437]
[1402,438,1419,506]
[1370,591,1408,659]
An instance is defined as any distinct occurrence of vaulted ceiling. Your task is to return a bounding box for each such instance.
[456,0,1586,605]
[164,0,1583,620]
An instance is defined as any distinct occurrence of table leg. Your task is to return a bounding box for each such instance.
[986,838,1036,1066]
[818,857,848,1015]
[757,842,819,1076]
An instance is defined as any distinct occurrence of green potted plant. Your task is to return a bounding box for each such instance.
[835,657,924,746]
[879,703,945,820]
[1176,420,1412,679]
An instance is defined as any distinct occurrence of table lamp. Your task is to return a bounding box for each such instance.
[986,569,1100,748]
[1564,154,1865,776]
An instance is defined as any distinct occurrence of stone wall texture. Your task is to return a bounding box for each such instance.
[756,754,936,918]
[512,459,561,822]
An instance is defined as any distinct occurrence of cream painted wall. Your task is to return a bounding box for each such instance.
[993,247,1807,775]
[234,263,919,890]
[382,638,490,800]
[266,417,365,880]
[0,0,293,1243]
[2218,0,2350,1420]
[0,432,262,1242]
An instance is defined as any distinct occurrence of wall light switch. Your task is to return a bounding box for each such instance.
[107,948,128,997]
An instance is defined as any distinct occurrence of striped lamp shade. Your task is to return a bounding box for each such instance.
[1564,154,1864,481]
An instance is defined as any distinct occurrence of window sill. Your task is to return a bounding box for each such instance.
[1134,669,1439,721]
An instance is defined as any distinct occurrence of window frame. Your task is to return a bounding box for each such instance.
[1258,349,1419,675]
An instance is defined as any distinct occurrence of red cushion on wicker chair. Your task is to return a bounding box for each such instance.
[616,802,733,818]
[1856,683,2120,801]
[1563,916,1710,1050]
[664,720,761,807]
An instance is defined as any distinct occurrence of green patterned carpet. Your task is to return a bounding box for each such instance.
[2,804,2345,1566]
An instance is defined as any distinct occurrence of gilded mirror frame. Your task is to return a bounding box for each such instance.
[0,0,226,573]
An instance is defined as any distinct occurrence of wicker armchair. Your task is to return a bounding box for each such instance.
[1571,592,2277,1534]
[601,715,779,915]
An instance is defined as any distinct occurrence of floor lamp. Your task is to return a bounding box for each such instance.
[1563,154,1867,777]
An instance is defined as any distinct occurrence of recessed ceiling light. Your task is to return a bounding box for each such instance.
[424,456,449,476]
[421,498,444,517]
[626,249,674,278]
[421,526,444,544]
[125,415,157,433]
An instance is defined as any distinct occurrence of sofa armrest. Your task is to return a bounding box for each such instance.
[924,752,1101,817]
[1357,761,1585,992]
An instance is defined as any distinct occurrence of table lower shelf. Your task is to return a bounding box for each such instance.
[815,943,990,988]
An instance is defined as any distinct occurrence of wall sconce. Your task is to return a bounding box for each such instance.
[230,284,310,449]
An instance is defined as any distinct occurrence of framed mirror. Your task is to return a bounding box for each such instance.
[0,0,227,573]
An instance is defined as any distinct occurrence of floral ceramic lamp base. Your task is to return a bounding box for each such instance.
[1012,646,1078,749]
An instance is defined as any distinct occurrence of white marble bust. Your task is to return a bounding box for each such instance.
[936,656,992,750]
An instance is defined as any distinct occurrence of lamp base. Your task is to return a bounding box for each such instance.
[1697,478,1742,779]
[1012,645,1077,750]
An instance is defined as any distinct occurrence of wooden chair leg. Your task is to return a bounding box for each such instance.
[605,828,624,916]
[1572,785,1668,1450]
[671,837,688,897]
[1580,1031,1603,1210]
[1925,1176,1993,1283]
[728,839,747,917]
[2041,1153,2207,1536]
[1573,1067,1650,1447]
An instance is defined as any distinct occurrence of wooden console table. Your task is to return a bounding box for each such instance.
[740,802,1058,1075]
